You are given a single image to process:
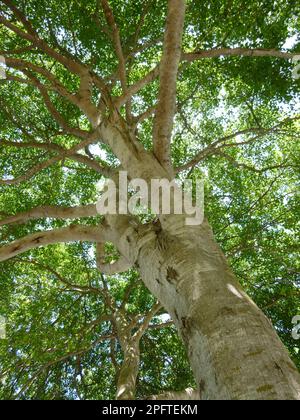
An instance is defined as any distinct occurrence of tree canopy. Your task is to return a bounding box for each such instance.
[0,0,299,400]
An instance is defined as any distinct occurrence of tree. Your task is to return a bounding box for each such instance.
[0,0,300,400]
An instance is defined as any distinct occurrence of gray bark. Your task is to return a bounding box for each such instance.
[112,214,300,400]
[98,121,300,400]
[114,304,161,400]
[147,388,200,400]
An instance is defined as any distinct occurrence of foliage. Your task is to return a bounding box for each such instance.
[0,0,299,399]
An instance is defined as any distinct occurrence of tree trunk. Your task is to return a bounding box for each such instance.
[147,388,200,400]
[118,216,300,400]
[114,311,140,400]
[116,342,140,400]
[101,123,300,400]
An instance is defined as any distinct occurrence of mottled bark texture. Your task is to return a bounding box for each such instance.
[147,388,200,400]
[1,0,300,401]
[114,304,161,400]
[153,0,186,170]
[98,117,300,400]
[111,213,300,400]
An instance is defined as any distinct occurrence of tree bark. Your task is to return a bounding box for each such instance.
[2,0,300,401]
[114,311,140,400]
[147,388,200,400]
[99,121,300,400]
[114,304,162,400]
[112,214,300,400]
[116,342,140,400]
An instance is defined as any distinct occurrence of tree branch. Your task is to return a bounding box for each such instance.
[115,65,160,109]
[96,242,133,275]
[182,47,299,63]
[0,2,84,75]
[0,225,108,262]
[116,46,299,110]
[0,204,98,227]
[100,0,127,95]
[176,116,300,172]
[0,0,109,124]
[134,302,162,341]
[15,332,115,398]
[152,0,186,170]
[0,135,101,186]
[15,258,104,295]
[0,139,112,177]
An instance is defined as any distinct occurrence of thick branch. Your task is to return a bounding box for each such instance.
[100,0,127,94]
[153,0,186,170]
[0,204,98,227]
[0,225,107,262]
[176,116,300,172]
[182,47,299,63]
[96,242,133,275]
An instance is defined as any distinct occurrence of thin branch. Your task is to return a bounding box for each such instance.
[15,332,114,398]
[4,57,78,102]
[115,65,159,109]
[0,139,112,177]
[0,45,37,55]
[176,116,300,172]
[0,2,84,75]
[0,1,110,120]
[176,128,265,172]
[0,135,101,186]
[134,302,162,341]
[216,151,298,173]
[3,56,99,124]
[147,321,174,331]
[15,258,104,295]
[133,105,157,126]
[116,46,299,110]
